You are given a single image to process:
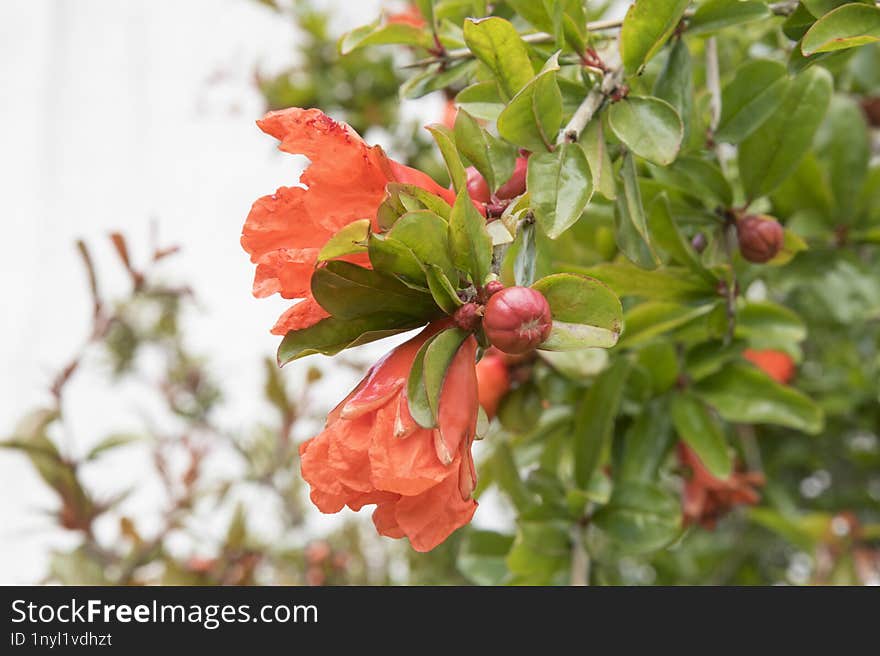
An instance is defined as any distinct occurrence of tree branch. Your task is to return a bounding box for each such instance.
[558,50,623,144]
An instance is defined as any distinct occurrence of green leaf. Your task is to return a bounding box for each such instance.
[583,261,714,301]
[449,188,493,285]
[803,0,873,17]
[317,219,370,262]
[339,19,434,55]
[716,59,789,144]
[802,4,880,55]
[496,53,562,152]
[593,481,682,554]
[619,0,690,75]
[818,95,871,222]
[456,81,504,122]
[687,0,769,35]
[526,142,593,239]
[457,530,514,585]
[389,210,457,282]
[739,66,833,200]
[454,109,517,192]
[616,400,674,482]
[426,264,463,314]
[670,393,732,479]
[653,38,693,142]
[647,193,706,274]
[579,119,616,200]
[277,314,421,364]
[735,301,806,354]
[506,520,570,584]
[620,301,718,348]
[426,124,467,192]
[463,17,534,100]
[531,273,623,350]
[407,328,469,428]
[615,152,660,268]
[695,362,824,434]
[608,96,683,166]
[513,219,537,286]
[573,358,630,488]
[368,234,427,285]
[311,261,438,320]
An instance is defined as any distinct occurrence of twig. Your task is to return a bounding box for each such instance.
[705,37,721,134]
[558,50,623,144]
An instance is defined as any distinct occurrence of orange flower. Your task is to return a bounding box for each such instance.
[476,351,510,419]
[387,4,426,29]
[678,443,765,529]
[743,349,795,384]
[299,322,479,552]
[241,108,454,336]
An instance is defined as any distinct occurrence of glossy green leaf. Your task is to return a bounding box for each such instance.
[449,188,493,285]
[456,81,504,122]
[670,393,732,478]
[802,4,880,55]
[573,358,630,488]
[620,301,718,348]
[339,19,434,55]
[426,124,467,192]
[531,273,623,350]
[616,400,674,482]
[426,264,463,315]
[277,314,421,364]
[317,219,370,262]
[497,53,562,153]
[614,153,660,268]
[739,66,833,200]
[463,17,534,100]
[695,362,824,434]
[454,109,517,192]
[526,142,592,239]
[368,234,428,285]
[506,520,570,585]
[311,261,437,320]
[423,327,469,424]
[716,59,789,144]
[818,95,871,222]
[687,0,769,35]
[619,0,690,75]
[803,0,872,17]
[457,530,514,585]
[580,119,616,200]
[593,481,682,554]
[608,96,683,166]
[389,210,457,282]
[735,301,806,354]
[653,38,693,142]
[583,261,715,301]
[647,193,706,274]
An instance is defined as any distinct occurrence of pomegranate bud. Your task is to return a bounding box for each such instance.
[483,280,505,298]
[465,167,490,204]
[482,286,552,355]
[453,302,482,332]
[496,156,528,199]
[737,215,784,264]
[691,232,707,254]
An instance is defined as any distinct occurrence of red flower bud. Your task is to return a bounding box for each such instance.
[737,215,784,264]
[453,302,482,332]
[483,280,504,299]
[465,167,490,204]
[495,157,528,200]
[482,287,552,355]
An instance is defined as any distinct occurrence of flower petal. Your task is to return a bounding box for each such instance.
[393,472,478,552]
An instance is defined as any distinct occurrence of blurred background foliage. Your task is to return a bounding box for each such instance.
[3,0,880,585]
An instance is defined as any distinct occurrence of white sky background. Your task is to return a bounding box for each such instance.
[0,0,455,584]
